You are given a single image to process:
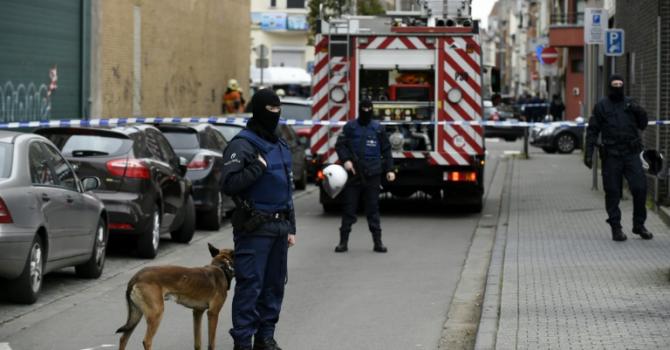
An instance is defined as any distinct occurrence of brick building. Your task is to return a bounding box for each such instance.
[94,0,250,118]
[612,0,670,204]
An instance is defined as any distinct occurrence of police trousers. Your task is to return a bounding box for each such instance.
[602,152,647,228]
[340,175,382,237]
[230,232,288,346]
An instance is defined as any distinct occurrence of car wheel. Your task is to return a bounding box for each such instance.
[504,136,517,142]
[138,207,161,259]
[171,195,195,243]
[464,196,484,213]
[9,235,44,304]
[200,192,223,231]
[75,219,108,278]
[555,133,577,154]
[295,168,307,190]
[542,146,557,154]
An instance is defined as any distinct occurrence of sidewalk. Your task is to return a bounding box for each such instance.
[476,150,670,349]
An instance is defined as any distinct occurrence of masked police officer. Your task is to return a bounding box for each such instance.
[585,74,653,242]
[334,99,395,253]
[222,89,295,350]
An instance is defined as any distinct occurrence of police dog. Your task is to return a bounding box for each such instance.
[116,244,234,350]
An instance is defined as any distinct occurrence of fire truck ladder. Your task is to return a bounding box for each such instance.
[326,18,351,150]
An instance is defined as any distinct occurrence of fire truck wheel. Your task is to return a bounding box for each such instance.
[465,196,483,213]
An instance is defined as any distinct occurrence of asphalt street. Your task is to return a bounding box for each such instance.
[0,139,517,350]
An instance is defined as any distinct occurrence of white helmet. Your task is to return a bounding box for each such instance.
[322,164,348,198]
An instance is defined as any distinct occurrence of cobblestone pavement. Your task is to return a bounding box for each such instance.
[478,151,670,350]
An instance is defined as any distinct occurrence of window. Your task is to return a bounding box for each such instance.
[145,130,164,161]
[0,143,12,178]
[211,129,229,150]
[214,125,243,142]
[163,131,200,150]
[270,0,276,7]
[59,135,132,157]
[29,143,57,186]
[287,0,304,8]
[41,143,78,191]
[154,132,178,166]
[280,103,312,120]
[571,59,584,73]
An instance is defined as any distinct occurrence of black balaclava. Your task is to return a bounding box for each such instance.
[247,89,281,142]
[358,99,374,126]
[608,74,625,102]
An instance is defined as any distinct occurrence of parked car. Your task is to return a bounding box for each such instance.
[36,126,195,259]
[280,98,317,182]
[156,124,234,230]
[530,118,585,154]
[483,101,525,142]
[214,123,309,190]
[0,131,107,304]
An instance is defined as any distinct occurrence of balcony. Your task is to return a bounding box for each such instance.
[549,13,584,47]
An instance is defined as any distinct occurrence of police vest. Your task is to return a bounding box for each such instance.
[596,97,642,152]
[348,120,383,176]
[235,129,293,213]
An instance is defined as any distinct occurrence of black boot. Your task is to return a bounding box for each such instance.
[611,226,627,242]
[633,225,654,240]
[335,231,349,252]
[372,234,387,253]
[234,345,252,350]
[253,338,282,350]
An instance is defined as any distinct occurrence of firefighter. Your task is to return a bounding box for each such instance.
[221,88,295,350]
[334,99,395,253]
[223,79,246,114]
[585,74,653,242]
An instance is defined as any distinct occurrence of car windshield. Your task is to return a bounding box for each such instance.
[162,131,200,149]
[280,103,312,121]
[59,135,132,157]
[0,143,13,178]
[215,125,243,142]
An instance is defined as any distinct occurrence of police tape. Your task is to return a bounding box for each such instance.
[1,117,670,129]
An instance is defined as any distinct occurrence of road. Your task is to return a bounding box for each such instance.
[0,139,519,350]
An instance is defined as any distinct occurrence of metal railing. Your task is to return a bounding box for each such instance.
[550,12,584,26]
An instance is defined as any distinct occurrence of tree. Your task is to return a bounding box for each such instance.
[357,0,386,16]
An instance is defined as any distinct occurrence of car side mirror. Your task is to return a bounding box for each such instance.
[81,177,101,192]
[178,157,188,175]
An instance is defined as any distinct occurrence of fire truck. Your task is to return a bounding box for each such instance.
[311,8,485,213]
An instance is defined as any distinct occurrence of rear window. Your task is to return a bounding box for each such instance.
[281,103,312,120]
[215,125,243,142]
[0,143,12,178]
[58,135,132,157]
[162,132,200,149]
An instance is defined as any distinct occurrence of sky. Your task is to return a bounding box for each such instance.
[471,0,497,29]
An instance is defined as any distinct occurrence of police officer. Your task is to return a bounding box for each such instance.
[334,99,395,253]
[222,89,295,350]
[585,74,653,242]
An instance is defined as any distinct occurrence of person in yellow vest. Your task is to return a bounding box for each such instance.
[223,79,246,114]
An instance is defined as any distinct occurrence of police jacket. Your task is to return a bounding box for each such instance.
[586,97,648,158]
[221,129,296,236]
[335,119,393,177]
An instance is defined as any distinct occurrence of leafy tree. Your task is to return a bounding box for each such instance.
[357,0,386,15]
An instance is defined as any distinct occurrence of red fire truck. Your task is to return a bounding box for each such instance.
[311,14,485,213]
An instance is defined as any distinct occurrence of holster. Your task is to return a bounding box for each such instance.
[231,197,267,233]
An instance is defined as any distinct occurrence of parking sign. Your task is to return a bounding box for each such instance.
[605,29,624,56]
[584,8,608,44]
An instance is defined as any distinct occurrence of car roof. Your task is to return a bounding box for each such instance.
[0,130,23,144]
[156,123,211,133]
[280,98,312,106]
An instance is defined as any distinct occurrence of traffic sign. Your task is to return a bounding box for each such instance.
[605,29,624,56]
[540,47,559,65]
[584,8,609,44]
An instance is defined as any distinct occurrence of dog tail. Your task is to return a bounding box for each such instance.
[116,279,142,334]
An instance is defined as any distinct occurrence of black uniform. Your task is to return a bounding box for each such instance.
[222,89,295,350]
[334,100,393,253]
[585,75,653,241]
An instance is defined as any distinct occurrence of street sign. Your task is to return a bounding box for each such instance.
[584,8,609,45]
[541,47,559,65]
[255,58,269,69]
[605,29,625,56]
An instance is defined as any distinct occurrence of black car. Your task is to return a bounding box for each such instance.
[530,119,585,154]
[483,101,525,142]
[36,126,195,259]
[214,123,309,190]
[157,124,234,230]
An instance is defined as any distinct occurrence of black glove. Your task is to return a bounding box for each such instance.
[584,156,593,169]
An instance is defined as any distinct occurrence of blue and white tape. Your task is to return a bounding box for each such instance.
[1,116,669,130]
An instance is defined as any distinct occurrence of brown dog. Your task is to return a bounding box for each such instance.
[116,243,234,350]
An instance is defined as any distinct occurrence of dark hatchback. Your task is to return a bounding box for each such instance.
[214,123,309,190]
[530,118,585,154]
[36,126,195,259]
[483,102,525,141]
[157,124,234,230]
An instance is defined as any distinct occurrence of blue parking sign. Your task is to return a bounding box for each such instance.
[605,29,624,56]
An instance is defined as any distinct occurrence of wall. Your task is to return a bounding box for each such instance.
[100,0,250,117]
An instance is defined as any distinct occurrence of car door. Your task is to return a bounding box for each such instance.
[40,142,96,257]
[146,129,183,231]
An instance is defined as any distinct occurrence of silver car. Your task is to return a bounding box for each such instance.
[0,131,108,304]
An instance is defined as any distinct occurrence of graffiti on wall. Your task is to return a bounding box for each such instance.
[0,65,58,122]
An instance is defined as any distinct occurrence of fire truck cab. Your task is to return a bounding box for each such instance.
[311,12,485,213]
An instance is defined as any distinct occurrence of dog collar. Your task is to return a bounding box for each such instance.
[219,261,234,290]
